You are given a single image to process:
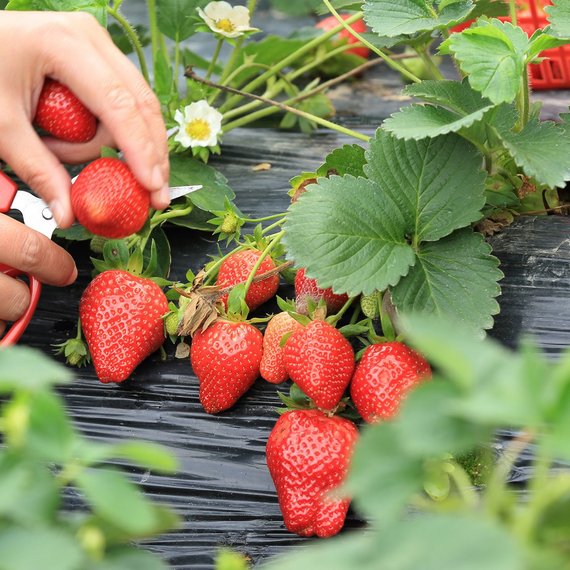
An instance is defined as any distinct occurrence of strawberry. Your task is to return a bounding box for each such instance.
[34,79,97,143]
[294,268,349,315]
[80,270,168,383]
[217,249,279,311]
[283,320,355,410]
[71,157,150,239]
[266,409,358,537]
[350,341,431,423]
[315,15,369,59]
[190,320,263,413]
[260,312,304,384]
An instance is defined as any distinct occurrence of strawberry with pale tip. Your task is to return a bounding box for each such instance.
[294,268,349,315]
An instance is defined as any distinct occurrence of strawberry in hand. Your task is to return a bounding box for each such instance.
[34,79,97,143]
[190,319,263,413]
[350,341,431,423]
[80,269,169,384]
[283,319,355,411]
[266,409,359,537]
[71,157,150,239]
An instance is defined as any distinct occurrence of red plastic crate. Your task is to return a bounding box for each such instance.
[452,0,570,89]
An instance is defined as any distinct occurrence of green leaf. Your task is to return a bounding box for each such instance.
[109,23,150,55]
[396,380,492,456]
[110,442,179,474]
[267,514,522,570]
[468,0,509,19]
[270,0,321,15]
[284,175,416,297]
[54,224,93,242]
[26,391,75,462]
[0,347,72,392]
[494,118,570,189]
[5,0,108,25]
[0,527,84,570]
[347,422,425,521]
[0,458,60,524]
[384,80,496,139]
[156,0,205,41]
[316,144,367,177]
[365,130,486,242]
[77,468,162,535]
[439,19,528,104]
[169,155,235,213]
[545,0,570,39]
[143,228,171,279]
[391,230,502,334]
[88,547,169,570]
[363,0,474,37]
[527,28,570,61]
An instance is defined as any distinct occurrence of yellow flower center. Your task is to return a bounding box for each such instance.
[216,18,235,33]
[186,119,211,141]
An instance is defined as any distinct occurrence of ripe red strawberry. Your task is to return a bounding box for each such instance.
[80,270,168,383]
[34,79,97,143]
[190,320,263,413]
[217,249,279,311]
[283,320,355,410]
[294,268,349,315]
[71,157,150,239]
[260,312,304,384]
[266,409,358,537]
[315,15,370,59]
[350,341,431,423]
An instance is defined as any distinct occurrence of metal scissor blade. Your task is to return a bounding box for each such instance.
[169,185,203,200]
[11,191,57,239]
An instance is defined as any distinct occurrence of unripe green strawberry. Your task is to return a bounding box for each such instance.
[360,293,378,319]
[164,312,180,336]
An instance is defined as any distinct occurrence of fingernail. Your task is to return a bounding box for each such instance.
[49,200,64,227]
[151,165,164,191]
[160,184,171,207]
[66,266,78,285]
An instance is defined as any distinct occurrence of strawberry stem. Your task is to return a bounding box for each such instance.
[327,296,356,326]
[241,231,285,302]
[107,6,150,84]
[322,0,421,83]
[185,69,370,143]
[243,213,286,223]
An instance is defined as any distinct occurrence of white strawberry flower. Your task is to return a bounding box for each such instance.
[197,1,257,38]
[174,100,223,148]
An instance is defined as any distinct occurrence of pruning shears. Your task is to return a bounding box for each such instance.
[0,169,202,347]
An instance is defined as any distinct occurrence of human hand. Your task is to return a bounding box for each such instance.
[0,214,77,338]
[0,11,170,229]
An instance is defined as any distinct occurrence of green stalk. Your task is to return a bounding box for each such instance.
[147,0,160,68]
[447,463,479,508]
[509,0,518,25]
[209,37,245,104]
[242,231,284,299]
[247,0,258,15]
[224,103,370,142]
[206,38,224,81]
[244,213,286,223]
[417,47,445,80]
[150,205,194,227]
[222,43,357,122]
[218,12,368,113]
[174,36,181,92]
[516,67,530,131]
[322,0,421,83]
[328,297,356,325]
[261,218,286,235]
[108,7,150,83]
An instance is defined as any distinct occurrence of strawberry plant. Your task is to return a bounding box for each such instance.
[262,315,570,569]
[0,346,179,569]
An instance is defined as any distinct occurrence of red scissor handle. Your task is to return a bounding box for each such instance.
[0,265,43,347]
